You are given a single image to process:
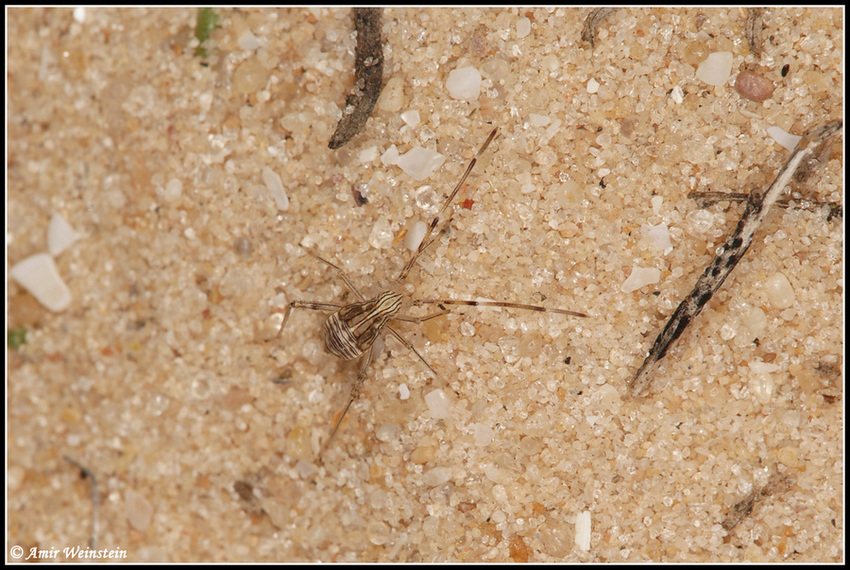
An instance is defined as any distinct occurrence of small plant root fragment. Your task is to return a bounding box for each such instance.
[721,472,795,531]
[581,8,621,48]
[64,456,99,549]
[194,7,219,59]
[745,8,765,58]
[328,8,384,150]
[628,120,843,398]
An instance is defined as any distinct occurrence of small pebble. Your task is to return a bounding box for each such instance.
[696,51,733,86]
[735,70,775,102]
[764,272,795,309]
[446,66,482,101]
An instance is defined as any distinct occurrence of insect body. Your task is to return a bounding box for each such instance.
[280,127,588,453]
[322,291,403,360]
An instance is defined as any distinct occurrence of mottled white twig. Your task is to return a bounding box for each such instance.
[581,8,621,48]
[721,471,795,531]
[629,120,843,398]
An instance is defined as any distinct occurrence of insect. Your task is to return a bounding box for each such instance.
[279,127,588,454]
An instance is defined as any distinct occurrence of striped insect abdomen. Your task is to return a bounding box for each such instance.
[321,291,403,360]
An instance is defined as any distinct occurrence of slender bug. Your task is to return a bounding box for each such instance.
[279,127,588,454]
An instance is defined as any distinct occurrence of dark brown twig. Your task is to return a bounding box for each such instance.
[328,8,384,149]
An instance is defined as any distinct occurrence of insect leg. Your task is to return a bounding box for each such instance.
[321,345,375,454]
[411,298,589,318]
[397,127,499,283]
[302,248,367,301]
[385,325,438,377]
[279,301,342,338]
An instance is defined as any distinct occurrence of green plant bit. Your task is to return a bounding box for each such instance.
[195,7,219,58]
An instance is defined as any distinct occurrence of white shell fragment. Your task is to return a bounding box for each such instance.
[11,253,72,312]
[396,146,446,181]
[446,66,482,101]
[621,266,662,293]
[262,166,289,211]
[696,51,733,86]
[575,510,592,551]
[47,213,81,256]
[404,220,428,251]
[766,126,802,152]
